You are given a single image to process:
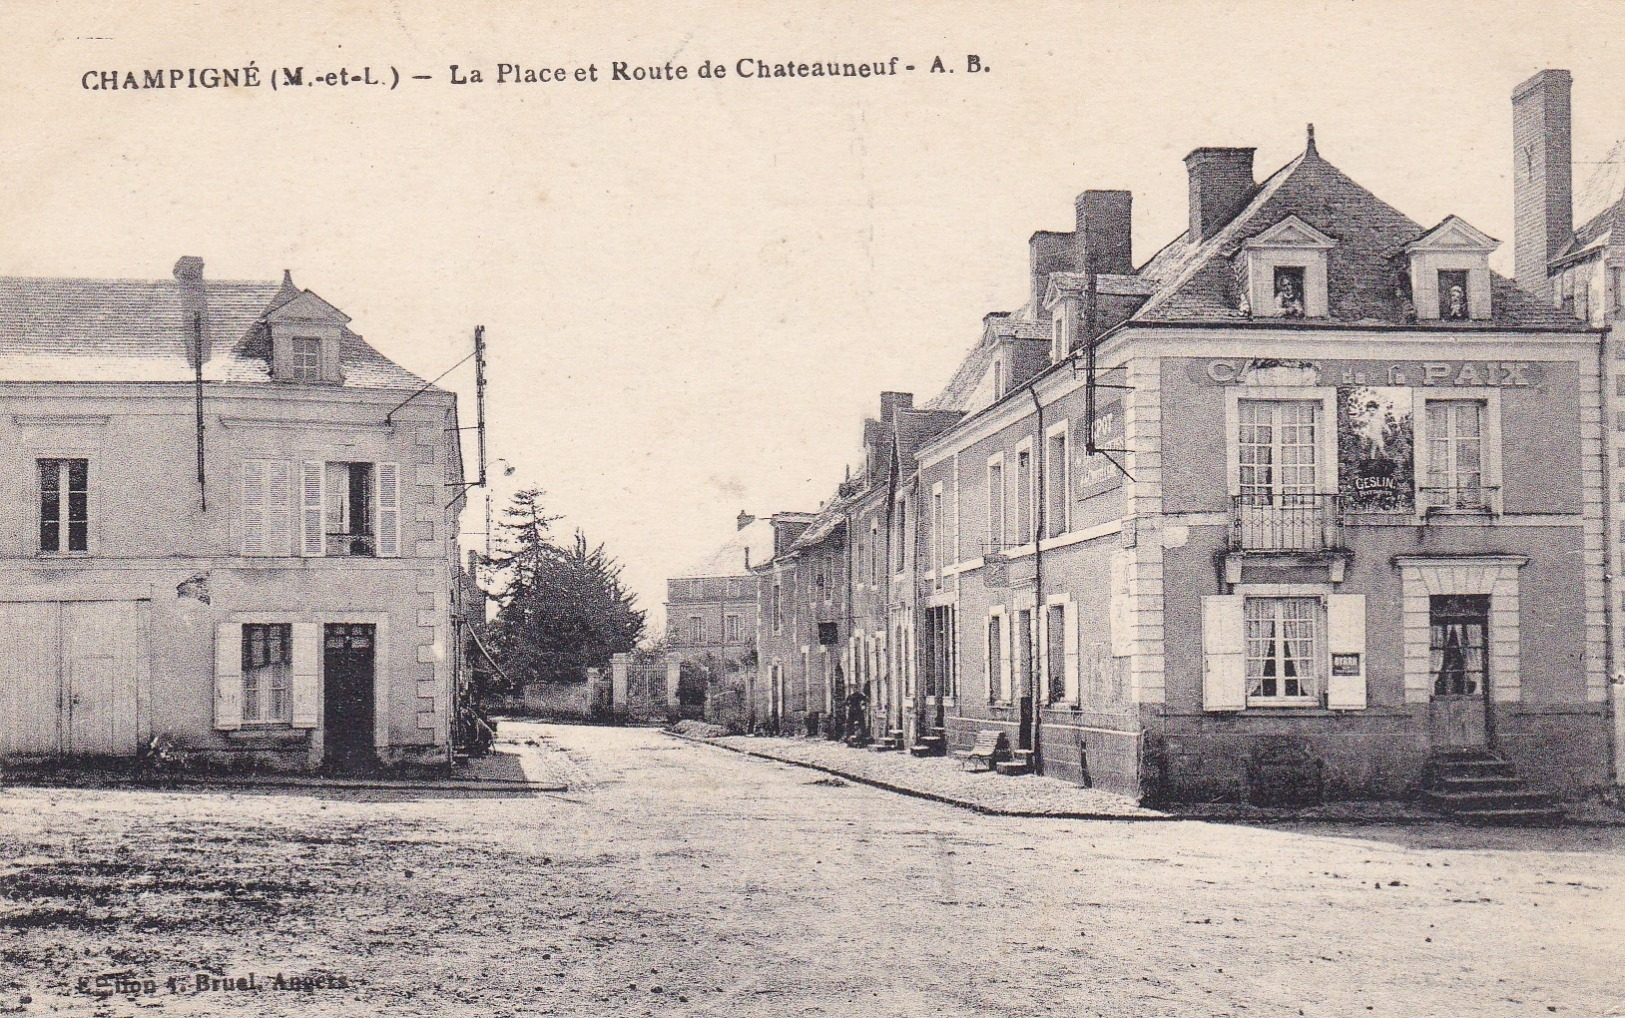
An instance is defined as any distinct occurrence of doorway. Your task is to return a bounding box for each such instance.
[1428,595,1491,749]
[323,623,376,769]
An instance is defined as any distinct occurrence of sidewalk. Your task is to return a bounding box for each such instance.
[686,733,1610,824]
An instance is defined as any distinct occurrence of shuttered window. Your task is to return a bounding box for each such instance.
[241,459,294,556]
[241,623,292,724]
[1244,597,1322,703]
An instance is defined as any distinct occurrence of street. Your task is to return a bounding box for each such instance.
[2,722,1624,1017]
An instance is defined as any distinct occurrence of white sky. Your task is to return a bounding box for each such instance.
[2,1,1621,634]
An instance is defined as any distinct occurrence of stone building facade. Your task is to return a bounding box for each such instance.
[664,512,774,725]
[0,258,466,770]
[751,105,1614,803]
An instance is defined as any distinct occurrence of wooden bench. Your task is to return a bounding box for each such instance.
[961,730,1009,771]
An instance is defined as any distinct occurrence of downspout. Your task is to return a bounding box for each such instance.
[193,312,207,513]
[1600,322,1618,785]
[883,460,897,738]
[1029,384,1046,773]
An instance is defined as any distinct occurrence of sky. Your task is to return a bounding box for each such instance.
[1,1,1621,635]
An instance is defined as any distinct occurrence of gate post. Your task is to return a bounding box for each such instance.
[611,653,629,720]
[665,654,681,721]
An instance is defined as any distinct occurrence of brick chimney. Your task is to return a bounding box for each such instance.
[1185,148,1256,241]
[173,256,208,367]
[879,391,914,426]
[1513,69,1573,299]
[1029,230,1075,315]
[1074,190,1133,275]
[736,511,755,531]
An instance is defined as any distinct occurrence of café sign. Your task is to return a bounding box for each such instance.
[1204,359,1540,388]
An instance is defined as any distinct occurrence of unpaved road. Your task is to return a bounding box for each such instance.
[2,722,1623,1017]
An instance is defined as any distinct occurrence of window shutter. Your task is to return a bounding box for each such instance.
[290,622,320,728]
[267,460,294,556]
[241,460,266,556]
[377,462,401,558]
[1063,599,1080,702]
[1327,594,1368,710]
[300,461,326,556]
[321,336,341,382]
[214,622,243,730]
[1202,595,1246,711]
[271,334,290,381]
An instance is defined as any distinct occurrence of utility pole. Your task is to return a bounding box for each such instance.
[474,325,491,564]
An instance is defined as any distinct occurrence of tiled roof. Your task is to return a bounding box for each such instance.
[1132,147,1584,329]
[0,274,431,388]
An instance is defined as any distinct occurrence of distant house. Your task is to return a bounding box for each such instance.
[0,257,466,769]
[664,511,775,726]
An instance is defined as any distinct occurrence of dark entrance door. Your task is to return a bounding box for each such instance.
[1427,595,1491,749]
[323,623,376,769]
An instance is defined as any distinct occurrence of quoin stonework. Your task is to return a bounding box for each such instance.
[723,69,1625,809]
[0,258,468,770]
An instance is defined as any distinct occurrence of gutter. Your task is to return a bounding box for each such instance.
[1028,385,1046,773]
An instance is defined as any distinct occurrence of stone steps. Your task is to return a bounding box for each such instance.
[1423,749,1563,826]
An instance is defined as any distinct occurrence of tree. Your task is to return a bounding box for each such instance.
[485,490,645,686]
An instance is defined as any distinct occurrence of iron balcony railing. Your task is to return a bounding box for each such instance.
[1230,493,1343,552]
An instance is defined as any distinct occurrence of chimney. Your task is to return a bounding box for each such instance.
[173,256,208,367]
[1184,148,1256,241]
[1029,230,1075,315]
[879,391,913,426]
[1512,68,1573,299]
[1074,190,1133,275]
[736,511,755,531]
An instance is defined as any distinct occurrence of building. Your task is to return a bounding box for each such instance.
[1511,69,1625,781]
[0,258,466,770]
[664,511,775,725]
[755,116,1610,805]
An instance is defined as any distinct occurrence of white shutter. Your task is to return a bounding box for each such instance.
[1327,594,1368,710]
[300,461,326,557]
[214,622,243,730]
[241,460,266,556]
[1202,595,1246,711]
[1062,599,1079,702]
[267,460,294,556]
[290,622,320,728]
[377,462,401,558]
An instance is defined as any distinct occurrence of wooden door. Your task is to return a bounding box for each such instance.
[64,601,144,757]
[0,603,63,755]
[1428,595,1490,749]
[323,623,376,767]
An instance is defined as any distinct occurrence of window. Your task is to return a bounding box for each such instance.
[1438,270,1469,320]
[290,337,322,381]
[987,456,1006,548]
[772,581,783,633]
[241,623,292,724]
[1430,595,1489,696]
[1238,400,1320,500]
[1046,603,1066,702]
[869,519,880,585]
[39,458,88,553]
[1424,401,1486,510]
[724,614,742,643]
[1015,446,1033,544]
[1015,608,1034,701]
[894,497,908,572]
[1272,266,1306,318]
[325,462,376,556]
[987,614,1004,702]
[1046,424,1069,538]
[1613,266,1624,314]
[931,485,945,586]
[992,360,1004,400]
[689,578,706,598]
[1244,597,1322,703]
[241,459,294,557]
[687,616,706,644]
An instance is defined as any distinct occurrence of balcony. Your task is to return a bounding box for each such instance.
[1229,494,1343,552]
[326,530,376,557]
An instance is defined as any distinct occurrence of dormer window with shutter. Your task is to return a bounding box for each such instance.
[1236,216,1336,319]
[1403,216,1497,321]
[264,280,350,383]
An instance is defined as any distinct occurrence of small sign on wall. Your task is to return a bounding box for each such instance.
[1331,653,1362,677]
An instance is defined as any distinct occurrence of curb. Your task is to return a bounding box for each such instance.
[0,774,567,794]
[668,732,1619,827]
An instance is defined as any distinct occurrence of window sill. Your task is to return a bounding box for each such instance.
[37,551,92,559]
[1244,697,1321,709]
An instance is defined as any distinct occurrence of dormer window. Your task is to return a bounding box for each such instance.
[1403,216,1498,322]
[1438,270,1469,320]
[1236,216,1336,319]
[290,337,322,380]
[264,279,351,384]
[1273,267,1306,318]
